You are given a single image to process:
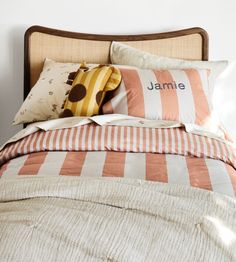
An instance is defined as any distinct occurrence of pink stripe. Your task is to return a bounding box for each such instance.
[60,152,87,176]
[18,152,48,175]
[184,69,210,125]
[153,70,179,122]
[186,157,212,190]
[120,69,145,117]
[146,153,168,182]
[102,152,125,177]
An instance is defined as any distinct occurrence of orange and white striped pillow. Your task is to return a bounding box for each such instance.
[103,68,212,126]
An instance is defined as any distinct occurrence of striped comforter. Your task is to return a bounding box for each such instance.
[0,123,236,197]
[1,123,236,261]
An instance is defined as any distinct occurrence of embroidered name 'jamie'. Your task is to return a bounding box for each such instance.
[147,81,186,90]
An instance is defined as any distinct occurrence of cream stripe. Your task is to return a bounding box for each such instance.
[170,128,175,153]
[8,141,17,157]
[176,128,182,155]
[139,128,143,152]
[166,154,190,185]
[205,158,235,196]
[94,126,99,151]
[120,126,125,151]
[17,136,28,155]
[87,126,94,151]
[218,141,227,162]
[188,133,195,156]
[207,137,214,158]
[1,155,28,178]
[74,128,80,151]
[81,125,88,151]
[36,132,44,151]
[201,136,208,156]
[183,132,188,154]
[27,132,39,153]
[151,128,156,153]
[113,126,118,151]
[132,127,137,152]
[164,129,169,152]
[158,129,162,153]
[110,80,128,114]
[107,126,112,150]
[213,139,221,159]
[55,129,63,150]
[126,127,131,152]
[61,129,69,151]
[194,134,201,157]
[41,131,50,150]
[23,133,34,154]
[138,70,162,119]
[124,153,146,179]
[101,126,105,150]
[68,128,75,150]
[48,130,56,151]
[80,152,106,177]
[37,152,67,176]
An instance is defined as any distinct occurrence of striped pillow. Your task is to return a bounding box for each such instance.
[103,68,212,126]
[60,64,121,117]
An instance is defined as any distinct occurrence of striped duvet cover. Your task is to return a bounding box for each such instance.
[1,123,236,198]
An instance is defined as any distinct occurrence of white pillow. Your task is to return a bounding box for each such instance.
[110,41,228,99]
[13,59,83,124]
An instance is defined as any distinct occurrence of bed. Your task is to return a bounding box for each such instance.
[0,26,236,261]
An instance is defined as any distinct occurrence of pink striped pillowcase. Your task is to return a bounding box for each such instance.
[103,68,212,126]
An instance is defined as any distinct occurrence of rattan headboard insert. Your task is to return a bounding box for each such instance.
[24,26,208,99]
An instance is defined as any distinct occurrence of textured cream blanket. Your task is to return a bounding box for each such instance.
[0,176,235,261]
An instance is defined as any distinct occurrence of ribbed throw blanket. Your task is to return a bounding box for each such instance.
[0,176,235,261]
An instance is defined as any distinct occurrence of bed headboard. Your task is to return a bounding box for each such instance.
[24,25,209,99]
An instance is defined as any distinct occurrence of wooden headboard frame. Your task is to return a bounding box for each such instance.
[24,25,209,99]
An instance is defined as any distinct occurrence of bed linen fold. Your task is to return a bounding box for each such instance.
[1,124,235,168]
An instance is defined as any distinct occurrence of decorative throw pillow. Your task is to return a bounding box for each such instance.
[110,41,228,100]
[103,68,214,126]
[13,59,85,124]
[60,64,121,117]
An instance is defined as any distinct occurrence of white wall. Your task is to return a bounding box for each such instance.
[1,0,236,144]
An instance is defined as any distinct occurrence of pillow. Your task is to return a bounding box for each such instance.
[13,58,131,125]
[60,64,121,117]
[13,59,82,124]
[103,68,214,126]
[110,41,228,99]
